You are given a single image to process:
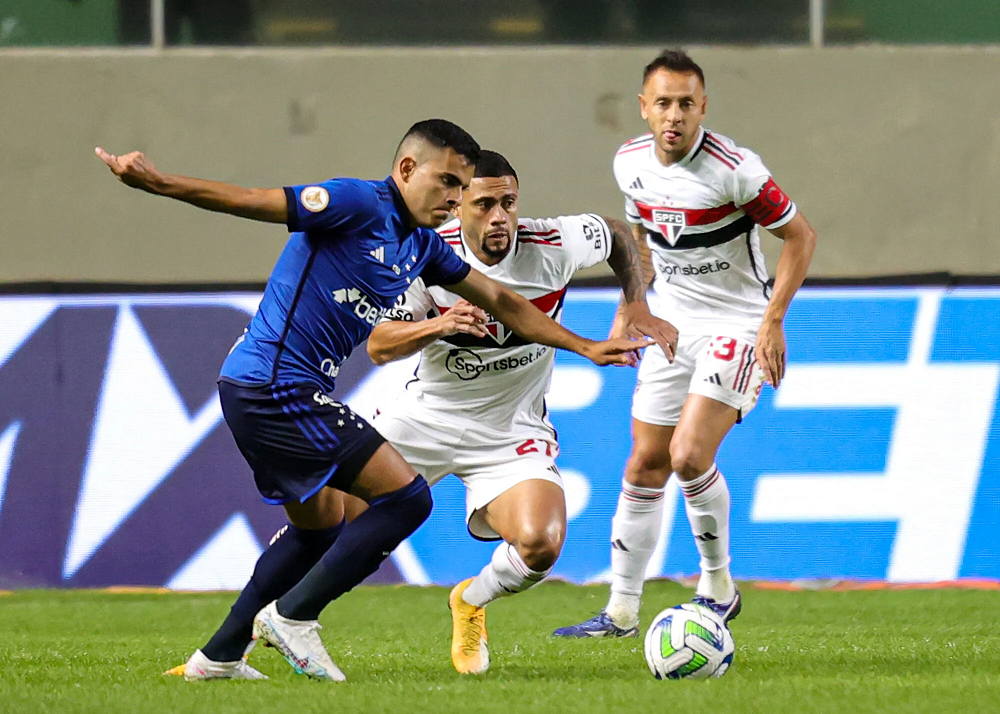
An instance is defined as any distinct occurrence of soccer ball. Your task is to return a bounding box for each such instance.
[643,603,735,680]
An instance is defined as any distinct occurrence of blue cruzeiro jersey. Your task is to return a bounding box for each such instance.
[220,176,471,393]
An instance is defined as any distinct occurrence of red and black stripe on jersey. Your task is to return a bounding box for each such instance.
[435,287,567,349]
[635,199,755,251]
[643,215,755,251]
[439,225,463,247]
[703,133,744,169]
[616,134,654,157]
[517,227,563,247]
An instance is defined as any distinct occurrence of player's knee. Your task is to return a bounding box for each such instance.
[406,477,434,526]
[669,440,712,481]
[626,446,672,488]
[514,523,564,572]
[376,475,434,530]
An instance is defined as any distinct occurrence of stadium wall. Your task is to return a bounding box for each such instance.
[1,286,998,589]
[1,46,999,283]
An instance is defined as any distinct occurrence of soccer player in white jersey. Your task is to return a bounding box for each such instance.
[366,150,678,673]
[555,49,817,637]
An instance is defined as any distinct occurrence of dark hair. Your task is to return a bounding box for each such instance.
[642,49,705,89]
[397,119,481,165]
[474,149,518,185]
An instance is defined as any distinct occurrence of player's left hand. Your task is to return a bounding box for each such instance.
[755,318,786,387]
[584,337,655,367]
[619,302,678,364]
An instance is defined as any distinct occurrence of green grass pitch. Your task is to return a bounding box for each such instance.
[1,581,998,713]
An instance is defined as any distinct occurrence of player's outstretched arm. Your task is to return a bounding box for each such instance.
[604,216,678,362]
[756,211,817,387]
[447,269,651,366]
[94,148,288,223]
[367,300,489,365]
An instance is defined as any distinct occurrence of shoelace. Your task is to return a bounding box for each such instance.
[460,615,483,654]
[300,621,326,648]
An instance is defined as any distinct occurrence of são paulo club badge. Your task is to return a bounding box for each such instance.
[652,208,686,245]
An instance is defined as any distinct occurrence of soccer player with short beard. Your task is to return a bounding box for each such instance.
[555,49,817,637]
[366,150,678,674]
[97,120,653,682]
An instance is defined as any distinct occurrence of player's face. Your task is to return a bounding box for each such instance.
[399,148,475,228]
[639,69,707,162]
[457,176,519,259]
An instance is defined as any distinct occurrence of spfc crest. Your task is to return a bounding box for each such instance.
[652,208,686,246]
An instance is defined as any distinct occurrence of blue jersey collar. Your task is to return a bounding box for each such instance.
[385,176,416,228]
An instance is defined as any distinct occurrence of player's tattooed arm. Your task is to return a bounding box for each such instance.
[604,217,678,363]
[448,269,651,367]
[94,148,288,223]
[756,212,818,388]
[367,300,489,365]
[605,217,649,305]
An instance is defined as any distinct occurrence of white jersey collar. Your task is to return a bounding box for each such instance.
[675,127,707,167]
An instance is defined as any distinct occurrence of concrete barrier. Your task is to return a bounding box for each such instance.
[1,46,998,281]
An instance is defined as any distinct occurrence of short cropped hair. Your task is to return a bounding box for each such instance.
[474,150,518,185]
[642,49,705,89]
[396,119,481,166]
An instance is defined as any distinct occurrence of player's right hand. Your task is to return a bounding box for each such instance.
[434,299,490,338]
[94,147,162,193]
[606,311,640,367]
[619,302,678,364]
[584,337,654,367]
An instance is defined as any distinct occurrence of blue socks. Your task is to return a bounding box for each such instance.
[277,477,432,621]
[201,519,344,662]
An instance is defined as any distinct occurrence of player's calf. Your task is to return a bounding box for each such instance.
[277,475,433,621]
[462,479,566,608]
[600,423,674,630]
[678,464,736,605]
[200,520,344,663]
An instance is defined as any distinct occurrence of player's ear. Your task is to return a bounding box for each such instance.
[398,156,418,183]
[638,93,648,120]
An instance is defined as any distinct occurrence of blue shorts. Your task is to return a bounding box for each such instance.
[219,380,385,505]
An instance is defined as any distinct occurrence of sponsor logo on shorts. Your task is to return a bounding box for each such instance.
[312,392,343,408]
[445,346,548,381]
[300,186,330,212]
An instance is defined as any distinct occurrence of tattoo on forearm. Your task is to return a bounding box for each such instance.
[605,217,648,304]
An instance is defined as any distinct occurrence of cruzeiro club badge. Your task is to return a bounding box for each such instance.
[652,208,686,246]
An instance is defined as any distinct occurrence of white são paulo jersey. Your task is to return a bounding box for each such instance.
[615,127,797,340]
[378,214,612,432]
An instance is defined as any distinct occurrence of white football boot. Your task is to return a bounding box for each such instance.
[177,648,268,681]
[252,601,346,681]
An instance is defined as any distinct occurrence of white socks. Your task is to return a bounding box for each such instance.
[461,542,550,608]
[680,464,735,603]
[606,479,665,629]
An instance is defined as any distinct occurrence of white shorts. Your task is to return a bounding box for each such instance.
[372,400,562,540]
[631,334,766,427]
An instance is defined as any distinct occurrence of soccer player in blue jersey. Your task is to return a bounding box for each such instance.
[96,120,666,682]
